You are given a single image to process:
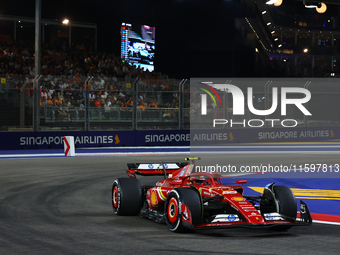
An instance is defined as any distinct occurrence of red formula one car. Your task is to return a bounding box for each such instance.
[111,158,312,232]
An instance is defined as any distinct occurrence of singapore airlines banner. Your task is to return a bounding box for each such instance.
[0,127,338,150]
[190,126,337,145]
[0,130,190,150]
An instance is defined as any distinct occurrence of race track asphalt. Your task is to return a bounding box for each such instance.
[0,154,339,255]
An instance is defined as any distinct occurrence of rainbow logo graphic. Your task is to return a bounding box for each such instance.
[197,83,223,107]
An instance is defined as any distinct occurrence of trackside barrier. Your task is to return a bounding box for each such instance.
[0,130,190,150]
[63,136,75,156]
[1,126,339,150]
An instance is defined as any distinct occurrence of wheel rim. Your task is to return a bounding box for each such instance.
[113,186,119,208]
[168,197,179,224]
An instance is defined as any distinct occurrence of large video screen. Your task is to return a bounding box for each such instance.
[121,23,155,72]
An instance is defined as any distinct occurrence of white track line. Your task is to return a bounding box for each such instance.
[0,153,65,158]
[190,151,340,154]
[80,146,191,150]
[313,220,340,226]
[0,151,190,158]
[191,145,340,148]
[2,150,340,158]
[76,152,189,157]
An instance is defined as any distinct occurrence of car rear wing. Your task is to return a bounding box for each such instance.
[126,162,188,178]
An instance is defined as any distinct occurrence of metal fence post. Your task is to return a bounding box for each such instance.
[86,76,93,131]
[224,80,232,122]
[20,79,32,128]
[179,79,187,130]
[33,75,42,132]
[264,80,272,128]
[132,78,140,130]
[84,76,90,131]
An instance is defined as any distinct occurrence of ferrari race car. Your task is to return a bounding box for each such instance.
[111,158,312,232]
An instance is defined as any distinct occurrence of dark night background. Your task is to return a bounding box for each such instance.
[0,0,252,78]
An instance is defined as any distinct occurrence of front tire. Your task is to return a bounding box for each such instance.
[271,185,297,230]
[273,185,297,220]
[112,178,143,215]
[164,188,202,232]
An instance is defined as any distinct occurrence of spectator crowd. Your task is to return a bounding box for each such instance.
[0,38,185,122]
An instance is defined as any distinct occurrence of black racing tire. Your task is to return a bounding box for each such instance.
[273,186,297,220]
[112,178,143,216]
[271,186,297,230]
[164,188,202,233]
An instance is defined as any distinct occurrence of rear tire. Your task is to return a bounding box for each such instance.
[112,178,143,215]
[164,188,202,232]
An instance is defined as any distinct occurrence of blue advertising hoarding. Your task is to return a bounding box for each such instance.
[0,130,190,150]
[0,126,338,150]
